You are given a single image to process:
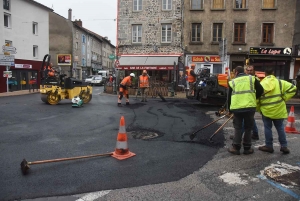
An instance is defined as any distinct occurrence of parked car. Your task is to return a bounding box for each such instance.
[91,76,104,86]
[85,75,94,84]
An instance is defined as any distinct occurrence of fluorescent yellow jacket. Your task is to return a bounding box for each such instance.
[229,75,256,111]
[259,75,297,119]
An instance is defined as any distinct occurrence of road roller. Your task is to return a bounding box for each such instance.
[39,54,92,105]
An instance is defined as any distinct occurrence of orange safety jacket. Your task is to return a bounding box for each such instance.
[109,76,113,82]
[139,75,149,88]
[44,66,55,77]
[187,69,196,83]
[120,76,132,87]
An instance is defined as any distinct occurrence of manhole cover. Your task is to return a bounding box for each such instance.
[128,131,159,140]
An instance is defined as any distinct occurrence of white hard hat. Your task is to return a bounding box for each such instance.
[130,73,135,77]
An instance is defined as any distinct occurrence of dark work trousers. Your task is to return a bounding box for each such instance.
[233,111,255,146]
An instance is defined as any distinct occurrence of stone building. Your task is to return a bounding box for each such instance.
[117,0,183,82]
[293,0,300,77]
[49,11,73,76]
[183,0,297,80]
[102,36,115,75]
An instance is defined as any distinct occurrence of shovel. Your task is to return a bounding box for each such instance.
[189,113,228,140]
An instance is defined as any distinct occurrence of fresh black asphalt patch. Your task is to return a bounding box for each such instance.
[0,94,225,200]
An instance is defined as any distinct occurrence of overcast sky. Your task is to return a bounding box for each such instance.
[35,0,117,46]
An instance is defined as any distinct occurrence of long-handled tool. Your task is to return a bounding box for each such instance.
[189,113,228,140]
[208,114,233,143]
[20,152,113,175]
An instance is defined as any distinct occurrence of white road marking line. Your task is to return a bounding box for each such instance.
[76,190,111,201]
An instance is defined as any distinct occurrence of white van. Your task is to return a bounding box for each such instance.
[98,70,108,78]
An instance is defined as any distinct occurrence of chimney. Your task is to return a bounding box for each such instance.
[68,8,72,20]
[75,19,82,26]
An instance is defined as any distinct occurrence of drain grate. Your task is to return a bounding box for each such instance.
[128,131,160,140]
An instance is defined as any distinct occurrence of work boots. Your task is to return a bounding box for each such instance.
[258,146,274,153]
[280,147,290,154]
[228,144,241,155]
[243,143,254,155]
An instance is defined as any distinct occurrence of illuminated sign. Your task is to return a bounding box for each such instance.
[57,54,72,65]
[191,56,221,62]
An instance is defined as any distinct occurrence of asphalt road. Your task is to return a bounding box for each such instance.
[0,87,224,201]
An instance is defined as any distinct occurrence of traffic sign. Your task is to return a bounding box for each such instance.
[2,45,17,54]
[3,71,12,78]
[0,55,14,61]
[0,55,15,66]
[108,54,116,60]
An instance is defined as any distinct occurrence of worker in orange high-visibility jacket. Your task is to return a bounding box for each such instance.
[118,73,135,107]
[139,70,150,102]
[186,64,196,96]
[43,63,55,77]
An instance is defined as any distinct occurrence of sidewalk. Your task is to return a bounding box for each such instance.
[0,89,40,97]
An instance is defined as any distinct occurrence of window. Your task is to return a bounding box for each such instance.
[191,23,201,42]
[235,0,247,8]
[161,24,172,43]
[82,58,86,66]
[5,40,12,46]
[133,0,142,11]
[234,23,245,43]
[262,23,274,44]
[82,34,86,43]
[263,0,275,8]
[191,0,203,9]
[3,0,10,10]
[4,13,11,28]
[76,31,79,39]
[33,22,38,35]
[33,46,38,58]
[213,23,223,42]
[82,44,85,55]
[132,25,142,43]
[162,0,172,10]
[212,0,224,9]
[75,42,78,49]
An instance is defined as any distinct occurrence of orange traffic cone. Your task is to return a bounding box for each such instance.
[285,106,300,134]
[112,116,136,160]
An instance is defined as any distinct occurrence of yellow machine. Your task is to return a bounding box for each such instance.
[39,54,92,105]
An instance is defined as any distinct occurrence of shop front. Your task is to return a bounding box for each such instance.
[116,55,180,83]
[185,54,227,75]
[249,47,293,80]
[116,55,180,95]
[0,59,42,93]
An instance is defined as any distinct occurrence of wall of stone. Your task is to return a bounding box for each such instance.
[118,0,183,54]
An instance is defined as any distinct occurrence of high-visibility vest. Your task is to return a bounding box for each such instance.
[259,75,297,119]
[229,75,256,110]
[139,75,149,88]
[187,69,196,83]
[120,76,132,87]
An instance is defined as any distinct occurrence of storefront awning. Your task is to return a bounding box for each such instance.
[116,55,179,70]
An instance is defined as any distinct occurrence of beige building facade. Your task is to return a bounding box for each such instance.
[183,0,297,80]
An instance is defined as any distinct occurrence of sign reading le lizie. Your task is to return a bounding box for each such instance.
[249,47,292,56]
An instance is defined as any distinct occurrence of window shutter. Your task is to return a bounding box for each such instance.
[263,0,275,8]
[213,0,224,9]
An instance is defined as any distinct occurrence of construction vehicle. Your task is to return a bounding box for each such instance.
[189,66,265,106]
[39,54,92,105]
[188,67,229,106]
